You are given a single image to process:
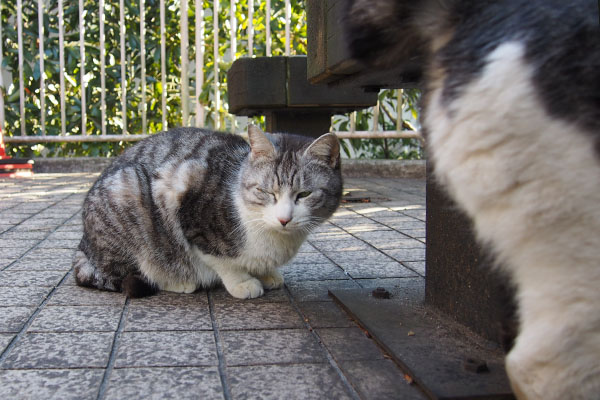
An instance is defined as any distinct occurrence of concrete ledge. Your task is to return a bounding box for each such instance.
[341,159,425,179]
[33,157,426,179]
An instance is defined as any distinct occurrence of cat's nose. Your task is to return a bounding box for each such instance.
[278,217,291,226]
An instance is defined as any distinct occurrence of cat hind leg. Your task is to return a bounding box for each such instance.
[73,250,119,292]
[257,269,284,290]
[122,273,160,298]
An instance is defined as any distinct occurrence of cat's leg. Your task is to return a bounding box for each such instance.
[209,262,264,299]
[162,281,198,294]
[256,268,284,290]
[504,260,600,400]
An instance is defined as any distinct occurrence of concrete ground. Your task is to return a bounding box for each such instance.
[0,173,427,399]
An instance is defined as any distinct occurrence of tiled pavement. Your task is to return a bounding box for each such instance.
[0,173,427,399]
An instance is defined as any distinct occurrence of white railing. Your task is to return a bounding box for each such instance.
[0,0,422,146]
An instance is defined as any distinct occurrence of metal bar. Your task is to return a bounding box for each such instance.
[120,0,127,134]
[99,0,106,135]
[160,0,167,130]
[39,0,46,136]
[140,0,147,134]
[17,0,26,136]
[397,89,403,132]
[350,111,356,133]
[4,135,154,143]
[333,131,424,141]
[195,0,204,127]
[213,0,220,129]
[230,0,236,60]
[248,0,253,57]
[181,0,189,125]
[3,131,424,144]
[266,0,271,56]
[373,99,380,132]
[285,0,290,56]
[78,0,86,135]
[58,0,66,135]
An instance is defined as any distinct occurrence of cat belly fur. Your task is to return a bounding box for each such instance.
[426,41,600,399]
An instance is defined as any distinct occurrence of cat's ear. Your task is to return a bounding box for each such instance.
[248,124,275,160]
[304,133,340,168]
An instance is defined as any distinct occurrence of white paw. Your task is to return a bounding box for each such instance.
[259,270,284,290]
[228,278,264,299]
[163,281,197,294]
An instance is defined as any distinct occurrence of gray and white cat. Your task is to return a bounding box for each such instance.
[73,125,342,299]
[345,0,599,399]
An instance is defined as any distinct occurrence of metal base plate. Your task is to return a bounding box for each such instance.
[329,288,515,400]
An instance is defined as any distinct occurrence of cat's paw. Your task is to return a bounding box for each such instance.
[228,278,264,299]
[259,270,284,290]
[163,281,197,294]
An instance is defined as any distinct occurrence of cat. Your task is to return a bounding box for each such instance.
[73,125,342,299]
[344,0,600,399]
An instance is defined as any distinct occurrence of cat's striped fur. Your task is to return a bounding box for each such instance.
[74,125,342,299]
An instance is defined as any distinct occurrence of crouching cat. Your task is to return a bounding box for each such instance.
[73,125,342,299]
[344,0,599,399]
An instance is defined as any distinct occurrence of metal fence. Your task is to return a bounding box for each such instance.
[0,0,422,149]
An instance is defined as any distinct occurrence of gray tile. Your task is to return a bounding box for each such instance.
[353,231,425,249]
[128,291,209,307]
[384,248,426,262]
[0,286,52,306]
[0,333,14,352]
[114,331,217,367]
[28,306,123,332]
[228,364,353,399]
[221,329,326,366]
[309,238,371,252]
[0,369,104,400]
[281,262,348,282]
[124,304,212,331]
[286,280,360,302]
[104,367,224,400]
[344,261,419,279]
[209,286,289,303]
[0,270,67,287]
[317,327,385,362]
[25,248,76,260]
[340,359,427,400]
[403,261,426,276]
[37,239,80,249]
[48,285,126,306]
[0,239,40,248]
[214,301,304,330]
[287,252,332,264]
[297,301,355,328]
[0,306,35,332]
[6,257,73,271]
[325,249,394,264]
[1,332,114,368]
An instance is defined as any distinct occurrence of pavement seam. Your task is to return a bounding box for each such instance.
[1,193,81,272]
[207,291,233,400]
[95,298,130,400]
[284,286,363,400]
[326,210,425,279]
[0,269,72,365]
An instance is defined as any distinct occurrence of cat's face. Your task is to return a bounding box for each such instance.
[239,126,343,235]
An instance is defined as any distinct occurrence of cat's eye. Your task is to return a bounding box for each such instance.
[256,187,276,200]
[296,191,312,201]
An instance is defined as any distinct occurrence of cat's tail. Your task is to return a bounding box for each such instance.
[73,249,158,298]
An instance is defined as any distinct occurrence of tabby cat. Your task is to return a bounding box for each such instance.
[73,125,342,299]
[345,0,599,399]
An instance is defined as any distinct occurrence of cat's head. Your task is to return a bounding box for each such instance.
[238,125,343,235]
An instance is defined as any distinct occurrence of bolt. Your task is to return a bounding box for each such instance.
[372,287,391,299]
[463,357,489,373]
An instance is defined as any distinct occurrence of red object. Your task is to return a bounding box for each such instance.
[0,126,34,177]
